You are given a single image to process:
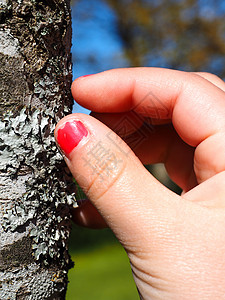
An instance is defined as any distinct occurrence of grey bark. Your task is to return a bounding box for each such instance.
[0,0,77,299]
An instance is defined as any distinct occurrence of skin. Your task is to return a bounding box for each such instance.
[55,68,225,299]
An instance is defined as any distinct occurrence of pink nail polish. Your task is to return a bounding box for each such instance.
[56,120,88,157]
[81,74,93,78]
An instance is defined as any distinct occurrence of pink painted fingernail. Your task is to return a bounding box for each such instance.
[81,74,93,78]
[56,120,88,157]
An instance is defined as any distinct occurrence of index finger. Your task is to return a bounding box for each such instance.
[72,68,225,147]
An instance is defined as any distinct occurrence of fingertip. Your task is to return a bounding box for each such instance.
[71,69,134,112]
[71,74,97,105]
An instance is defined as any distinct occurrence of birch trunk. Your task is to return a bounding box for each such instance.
[0,0,77,299]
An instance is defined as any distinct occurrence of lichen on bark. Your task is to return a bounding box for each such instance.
[0,0,76,298]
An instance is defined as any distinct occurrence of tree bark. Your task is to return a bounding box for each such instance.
[0,0,76,299]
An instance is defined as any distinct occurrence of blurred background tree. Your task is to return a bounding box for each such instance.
[67,1,225,299]
[72,0,225,78]
[106,0,225,75]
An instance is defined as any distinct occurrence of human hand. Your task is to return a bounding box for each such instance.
[54,68,225,299]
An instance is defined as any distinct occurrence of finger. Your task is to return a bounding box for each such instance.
[91,112,196,191]
[90,111,170,130]
[90,112,144,138]
[54,113,225,299]
[182,171,225,209]
[194,72,225,92]
[72,68,225,146]
[72,68,225,183]
[54,113,183,249]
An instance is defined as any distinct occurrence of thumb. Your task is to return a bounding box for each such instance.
[54,113,181,248]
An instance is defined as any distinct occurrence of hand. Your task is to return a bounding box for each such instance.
[54,68,225,299]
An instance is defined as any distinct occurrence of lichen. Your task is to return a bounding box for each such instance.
[0,0,72,118]
[0,263,67,299]
[0,0,76,298]
[0,107,77,266]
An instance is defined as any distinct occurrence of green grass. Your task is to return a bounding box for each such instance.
[66,243,139,300]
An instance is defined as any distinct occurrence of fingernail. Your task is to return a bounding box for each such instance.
[56,120,88,157]
[81,74,93,78]
[74,74,94,81]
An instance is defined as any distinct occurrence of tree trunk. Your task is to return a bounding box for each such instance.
[0,0,77,299]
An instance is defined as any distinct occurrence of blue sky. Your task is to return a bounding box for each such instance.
[71,0,128,113]
[71,0,128,77]
[71,0,225,113]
